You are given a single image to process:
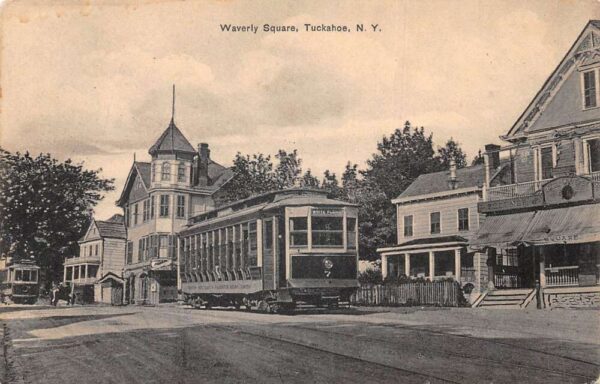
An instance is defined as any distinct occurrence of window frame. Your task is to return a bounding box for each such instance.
[535,144,556,181]
[430,211,441,235]
[159,195,170,217]
[581,68,599,110]
[457,208,469,232]
[403,215,413,237]
[161,162,171,181]
[176,195,186,218]
[583,136,600,174]
[177,163,186,182]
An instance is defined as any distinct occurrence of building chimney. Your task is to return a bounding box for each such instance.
[448,159,458,189]
[484,144,501,170]
[197,143,210,187]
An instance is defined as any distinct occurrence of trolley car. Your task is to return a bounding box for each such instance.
[0,260,40,304]
[178,189,359,312]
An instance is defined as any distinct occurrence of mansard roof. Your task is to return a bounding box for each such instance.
[505,20,600,140]
[148,119,196,156]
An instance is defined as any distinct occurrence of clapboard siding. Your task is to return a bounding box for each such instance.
[396,193,480,242]
[102,238,126,276]
[515,146,535,183]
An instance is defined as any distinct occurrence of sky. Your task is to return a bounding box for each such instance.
[1,0,599,219]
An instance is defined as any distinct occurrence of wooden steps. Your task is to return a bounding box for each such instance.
[476,289,534,308]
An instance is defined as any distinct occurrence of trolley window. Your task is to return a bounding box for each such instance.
[312,217,343,247]
[347,217,357,249]
[289,217,308,247]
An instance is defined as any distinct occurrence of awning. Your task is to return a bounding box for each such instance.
[470,211,536,248]
[521,204,600,245]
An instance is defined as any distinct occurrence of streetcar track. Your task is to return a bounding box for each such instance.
[368,321,600,367]
[286,322,598,381]
[206,323,462,384]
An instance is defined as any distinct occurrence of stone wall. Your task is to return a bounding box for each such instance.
[546,291,600,308]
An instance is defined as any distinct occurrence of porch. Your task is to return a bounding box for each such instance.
[379,236,479,288]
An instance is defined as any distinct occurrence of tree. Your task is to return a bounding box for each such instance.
[215,152,276,204]
[216,149,307,205]
[0,149,114,287]
[274,149,302,189]
[438,138,468,169]
[321,170,344,199]
[299,169,320,188]
[362,121,442,201]
[471,149,485,166]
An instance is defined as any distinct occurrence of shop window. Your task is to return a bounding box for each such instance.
[430,212,441,234]
[403,215,413,237]
[583,70,597,109]
[290,217,308,247]
[458,208,469,231]
[312,216,343,247]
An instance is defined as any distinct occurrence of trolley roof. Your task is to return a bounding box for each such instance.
[182,188,356,233]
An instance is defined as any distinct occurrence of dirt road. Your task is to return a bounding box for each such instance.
[1,305,598,383]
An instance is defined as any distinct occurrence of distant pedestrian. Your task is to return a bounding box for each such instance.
[51,283,59,306]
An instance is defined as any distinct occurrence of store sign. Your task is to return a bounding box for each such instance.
[311,208,343,216]
[478,194,544,213]
[543,176,593,205]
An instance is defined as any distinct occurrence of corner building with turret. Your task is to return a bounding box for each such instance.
[117,117,232,304]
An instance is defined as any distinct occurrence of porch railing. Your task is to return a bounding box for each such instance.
[494,272,521,288]
[545,266,579,287]
[486,171,600,202]
[486,180,542,201]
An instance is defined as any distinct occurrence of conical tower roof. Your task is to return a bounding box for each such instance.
[148,118,196,156]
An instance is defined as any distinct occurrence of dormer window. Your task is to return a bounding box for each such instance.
[582,69,598,109]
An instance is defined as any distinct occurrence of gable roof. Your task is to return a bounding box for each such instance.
[397,164,485,200]
[79,218,127,242]
[115,162,150,206]
[148,119,196,156]
[95,220,127,239]
[505,20,600,140]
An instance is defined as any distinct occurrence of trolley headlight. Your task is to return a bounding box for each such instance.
[323,258,334,270]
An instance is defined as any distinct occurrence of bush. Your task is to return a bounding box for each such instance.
[358,269,383,285]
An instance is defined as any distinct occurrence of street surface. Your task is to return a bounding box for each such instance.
[0,304,598,384]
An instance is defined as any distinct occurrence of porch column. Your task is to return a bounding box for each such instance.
[83,264,88,280]
[63,265,67,283]
[381,255,388,278]
[454,248,461,282]
[539,251,546,288]
[404,253,410,277]
[429,251,435,280]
